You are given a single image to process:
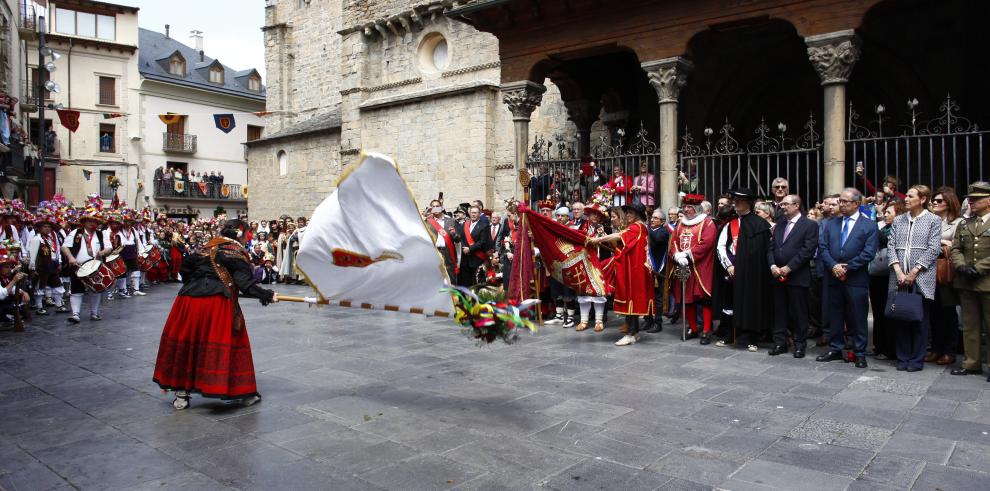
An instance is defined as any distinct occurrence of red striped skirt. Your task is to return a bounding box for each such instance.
[153,294,258,399]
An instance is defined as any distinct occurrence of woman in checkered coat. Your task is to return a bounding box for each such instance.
[887,185,943,371]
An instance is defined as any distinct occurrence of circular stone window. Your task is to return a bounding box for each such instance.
[419,33,450,74]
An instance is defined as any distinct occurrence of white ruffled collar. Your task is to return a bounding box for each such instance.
[680,213,708,226]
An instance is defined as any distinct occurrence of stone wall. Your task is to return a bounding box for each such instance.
[245,130,342,220]
[263,0,343,134]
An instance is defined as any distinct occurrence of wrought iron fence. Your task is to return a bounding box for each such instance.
[154,179,245,201]
[526,123,661,209]
[678,114,823,207]
[846,95,986,199]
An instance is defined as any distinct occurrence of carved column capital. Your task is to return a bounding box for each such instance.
[564,99,600,130]
[641,57,694,104]
[805,30,861,85]
[501,81,547,122]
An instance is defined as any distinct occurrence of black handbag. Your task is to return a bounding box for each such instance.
[885,286,924,323]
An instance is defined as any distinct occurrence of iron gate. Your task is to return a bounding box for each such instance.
[678,115,824,208]
[526,123,661,209]
[846,95,987,198]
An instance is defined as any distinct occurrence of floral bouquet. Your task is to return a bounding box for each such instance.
[590,186,614,210]
[444,286,539,345]
[106,175,121,189]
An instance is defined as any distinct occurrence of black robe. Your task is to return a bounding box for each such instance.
[731,213,772,341]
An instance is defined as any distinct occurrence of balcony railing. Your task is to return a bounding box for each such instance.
[162,133,197,154]
[18,1,38,37]
[153,179,245,201]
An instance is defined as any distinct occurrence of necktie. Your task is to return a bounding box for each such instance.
[491,225,497,240]
[782,221,794,243]
[840,217,852,247]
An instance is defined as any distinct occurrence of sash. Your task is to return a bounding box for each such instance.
[726,217,740,263]
[428,217,458,274]
[463,221,487,260]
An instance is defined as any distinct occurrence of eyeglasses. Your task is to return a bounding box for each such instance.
[837,198,856,204]
[773,185,788,190]
[931,198,945,204]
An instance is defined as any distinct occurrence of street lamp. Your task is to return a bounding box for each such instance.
[35,16,61,204]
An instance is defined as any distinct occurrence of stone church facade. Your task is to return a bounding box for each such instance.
[246,0,575,219]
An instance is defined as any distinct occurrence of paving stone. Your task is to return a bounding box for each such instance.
[728,459,850,491]
[879,431,955,464]
[648,446,746,486]
[857,454,924,488]
[913,462,990,490]
[360,454,485,490]
[0,283,979,488]
[757,436,874,477]
[543,459,674,490]
[946,441,990,473]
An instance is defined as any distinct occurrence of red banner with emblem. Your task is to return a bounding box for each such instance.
[516,205,611,297]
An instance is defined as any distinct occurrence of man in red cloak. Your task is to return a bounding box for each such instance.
[669,194,717,342]
[592,200,654,346]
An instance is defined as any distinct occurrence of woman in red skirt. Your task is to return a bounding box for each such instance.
[153,219,277,410]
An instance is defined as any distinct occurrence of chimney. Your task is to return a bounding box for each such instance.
[189,30,204,52]
[199,50,204,62]
[165,24,170,38]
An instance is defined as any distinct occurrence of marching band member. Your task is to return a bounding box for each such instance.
[120,211,148,297]
[60,207,112,324]
[28,211,68,314]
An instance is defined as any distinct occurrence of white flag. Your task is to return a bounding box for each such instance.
[296,152,453,316]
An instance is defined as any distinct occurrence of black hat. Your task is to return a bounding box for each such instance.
[729,188,758,201]
[621,200,648,221]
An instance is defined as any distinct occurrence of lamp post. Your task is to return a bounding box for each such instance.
[35,15,61,204]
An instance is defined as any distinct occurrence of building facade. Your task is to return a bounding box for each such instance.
[247,0,573,219]
[1,0,44,200]
[252,0,988,217]
[136,27,265,220]
[23,0,141,207]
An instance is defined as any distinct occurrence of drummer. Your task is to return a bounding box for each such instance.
[60,207,112,324]
[119,210,147,297]
[27,211,68,314]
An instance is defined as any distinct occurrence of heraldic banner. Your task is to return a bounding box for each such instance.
[515,206,610,298]
[296,152,454,316]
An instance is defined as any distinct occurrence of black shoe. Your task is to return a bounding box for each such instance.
[699,335,711,345]
[906,367,922,372]
[896,366,907,371]
[685,330,699,340]
[645,324,663,334]
[816,351,843,362]
[793,350,805,359]
[950,368,983,376]
[855,355,868,369]
[768,345,788,356]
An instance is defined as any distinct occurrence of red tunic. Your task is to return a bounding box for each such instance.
[607,222,655,316]
[669,216,716,304]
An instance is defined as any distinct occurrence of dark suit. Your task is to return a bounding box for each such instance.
[454,219,493,286]
[818,213,879,355]
[768,215,818,349]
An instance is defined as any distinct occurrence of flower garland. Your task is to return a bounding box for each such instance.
[444,286,539,345]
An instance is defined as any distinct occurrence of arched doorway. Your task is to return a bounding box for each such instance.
[846,0,990,194]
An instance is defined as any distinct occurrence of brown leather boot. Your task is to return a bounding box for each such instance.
[923,352,938,363]
[936,355,956,365]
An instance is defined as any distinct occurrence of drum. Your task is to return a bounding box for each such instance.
[76,260,115,293]
[104,254,127,278]
[138,246,163,272]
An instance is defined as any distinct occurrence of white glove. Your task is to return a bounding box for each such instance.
[674,252,687,261]
[676,256,689,267]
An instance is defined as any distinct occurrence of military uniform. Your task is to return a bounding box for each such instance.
[950,182,990,377]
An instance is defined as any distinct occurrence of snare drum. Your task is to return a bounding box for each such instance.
[138,246,163,272]
[76,260,115,293]
[104,254,127,278]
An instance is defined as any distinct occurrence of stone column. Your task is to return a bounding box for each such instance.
[564,99,600,157]
[501,81,547,199]
[806,30,861,196]
[642,57,692,211]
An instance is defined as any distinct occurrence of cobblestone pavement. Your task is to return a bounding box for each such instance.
[2,283,990,490]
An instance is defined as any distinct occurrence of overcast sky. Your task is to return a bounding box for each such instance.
[116,0,267,80]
